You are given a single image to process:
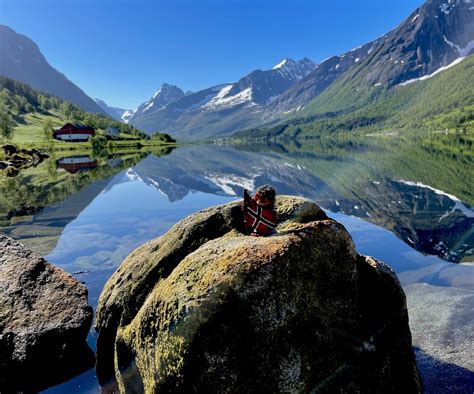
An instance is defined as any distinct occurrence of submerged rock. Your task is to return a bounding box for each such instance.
[95,196,421,392]
[0,235,94,392]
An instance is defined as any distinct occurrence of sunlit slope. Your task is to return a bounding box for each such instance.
[303,53,474,129]
[236,55,474,138]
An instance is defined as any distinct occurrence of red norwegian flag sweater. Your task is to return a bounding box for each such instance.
[243,190,277,236]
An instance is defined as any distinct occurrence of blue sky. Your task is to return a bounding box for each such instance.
[1,0,424,109]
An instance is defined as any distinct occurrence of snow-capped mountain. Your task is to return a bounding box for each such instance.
[269,0,474,114]
[223,57,316,105]
[94,98,131,122]
[357,0,474,87]
[272,58,317,81]
[129,83,185,122]
[0,25,107,115]
[121,109,136,124]
[129,58,315,137]
[131,0,473,139]
[266,40,386,114]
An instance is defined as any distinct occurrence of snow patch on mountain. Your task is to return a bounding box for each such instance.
[174,87,225,112]
[121,109,135,123]
[273,58,316,81]
[200,84,257,110]
[440,2,456,14]
[399,56,466,86]
[458,38,474,57]
[400,35,474,86]
[442,35,474,57]
[443,35,457,49]
[273,59,289,69]
[211,84,233,102]
[144,101,154,111]
[145,177,169,198]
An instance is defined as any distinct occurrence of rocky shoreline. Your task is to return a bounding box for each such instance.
[0,144,49,176]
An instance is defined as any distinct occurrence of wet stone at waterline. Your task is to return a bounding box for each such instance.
[0,235,94,392]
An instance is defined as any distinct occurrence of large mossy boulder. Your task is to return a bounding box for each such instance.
[0,235,94,392]
[95,196,421,393]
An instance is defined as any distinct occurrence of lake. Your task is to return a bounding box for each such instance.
[1,134,473,392]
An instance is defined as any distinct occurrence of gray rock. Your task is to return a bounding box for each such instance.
[0,235,94,392]
[96,196,421,392]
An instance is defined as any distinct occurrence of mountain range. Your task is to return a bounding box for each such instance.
[127,58,316,135]
[127,0,474,139]
[297,0,474,119]
[1,0,473,139]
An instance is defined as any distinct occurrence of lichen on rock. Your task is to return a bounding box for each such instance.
[95,196,421,392]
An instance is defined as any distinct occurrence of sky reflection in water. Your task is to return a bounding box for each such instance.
[17,144,472,393]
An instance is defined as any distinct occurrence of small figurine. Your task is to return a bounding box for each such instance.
[243,185,277,236]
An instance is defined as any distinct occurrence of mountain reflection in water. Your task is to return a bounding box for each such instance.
[0,135,472,392]
[108,139,473,264]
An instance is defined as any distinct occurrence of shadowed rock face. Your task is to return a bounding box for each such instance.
[95,196,421,393]
[0,235,94,392]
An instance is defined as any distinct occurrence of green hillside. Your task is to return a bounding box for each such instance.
[0,76,175,152]
[235,55,474,139]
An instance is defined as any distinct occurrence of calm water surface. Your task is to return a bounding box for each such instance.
[1,137,472,392]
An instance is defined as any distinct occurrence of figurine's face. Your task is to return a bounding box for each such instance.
[255,193,272,207]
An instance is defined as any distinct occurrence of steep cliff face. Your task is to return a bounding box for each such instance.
[95,196,421,392]
[355,0,474,87]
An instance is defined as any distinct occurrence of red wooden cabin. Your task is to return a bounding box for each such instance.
[53,123,95,142]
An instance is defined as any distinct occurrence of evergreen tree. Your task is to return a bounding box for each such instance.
[0,106,15,140]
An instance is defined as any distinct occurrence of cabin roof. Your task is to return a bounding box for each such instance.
[72,123,92,129]
[54,122,95,132]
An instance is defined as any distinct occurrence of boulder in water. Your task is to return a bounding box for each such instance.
[95,196,421,392]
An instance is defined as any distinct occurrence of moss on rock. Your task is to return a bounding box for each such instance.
[95,196,421,392]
